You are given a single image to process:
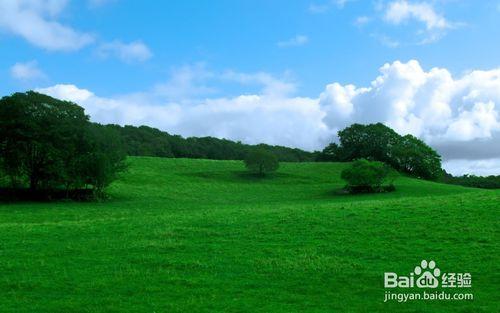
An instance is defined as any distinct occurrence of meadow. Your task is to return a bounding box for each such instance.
[0,157,498,312]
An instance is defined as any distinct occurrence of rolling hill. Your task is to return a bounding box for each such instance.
[0,157,498,312]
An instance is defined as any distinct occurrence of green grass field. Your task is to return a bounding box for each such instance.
[0,157,498,312]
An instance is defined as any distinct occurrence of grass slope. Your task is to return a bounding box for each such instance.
[0,157,498,312]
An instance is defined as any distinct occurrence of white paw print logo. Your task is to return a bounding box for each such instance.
[414,260,441,288]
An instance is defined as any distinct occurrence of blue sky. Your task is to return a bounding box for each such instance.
[1,0,500,175]
[3,0,500,96]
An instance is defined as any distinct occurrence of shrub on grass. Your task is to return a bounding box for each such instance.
[244,150,279,176]
[341,159,396,194]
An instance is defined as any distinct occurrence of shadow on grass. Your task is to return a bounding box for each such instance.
[0,187,96,202]
[180,170,314,184]
[321,186,398,199]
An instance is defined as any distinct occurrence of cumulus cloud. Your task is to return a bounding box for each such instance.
[97,40,152,63]
[277,35,309,47]
[36,60,500,175]
[10,60,46,81]
[319,60,500,174]
[0,0,94,51]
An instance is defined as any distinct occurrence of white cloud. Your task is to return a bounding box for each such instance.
[277,35,309,47]
[10,60,46,81]
[221,70,296,97]
[444,102,498,141]
[153,64,296,100]
[443,158,500,176]
[384,1,450,30]
[319,60,500,161]
[0,0,94,51]
[97,40,152,63]
[153,63,216,100]
[37,84,332,151]
[36,60,500,175]
[38,84,94,102]
[381,1,457,44]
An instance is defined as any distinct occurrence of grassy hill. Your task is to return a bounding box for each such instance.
[0,157,498,312]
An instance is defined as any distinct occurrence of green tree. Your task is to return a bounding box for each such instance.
[341,159,394,193]
[0,91,126,198]
[244,150,279,176]
[337,123,400,163]
[392,134,441,180]
[79,124,127,195]
[316,142,342,161]
[0,91,88,191]
[331,123,442,180]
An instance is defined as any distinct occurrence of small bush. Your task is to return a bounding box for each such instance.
[341,159,396,194]
[244,150,279,176]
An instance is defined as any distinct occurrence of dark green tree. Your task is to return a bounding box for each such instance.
[79,124,127,195]
[0,91,88,191]
[331,123,442,180]
[316,142,342,161]
[341,159,395,193]
[337,123,400,163]
[244,150,279,176]
[392,134,441,180]
[0,91,126,198]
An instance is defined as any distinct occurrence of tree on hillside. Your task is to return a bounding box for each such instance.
[117,125,173,157]
[244,150,279,176]
[319,123,442,180]
[0,91,88,191]
[0,91,126,198]
[106,124,315,162]
[80,124,127,195]
[341,159,396,193]
[337,123,400,162]
[392,134,441,180]
[316,142,342,161]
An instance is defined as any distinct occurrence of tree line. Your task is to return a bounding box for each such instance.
[440,173,500,189]
[108,124,315,162]
[1,91,496,200]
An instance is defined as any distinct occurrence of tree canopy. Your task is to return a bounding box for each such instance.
[318,123,442,180]
[341,159,396,193]
[244,150,279,176]
[0,91,126,198]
